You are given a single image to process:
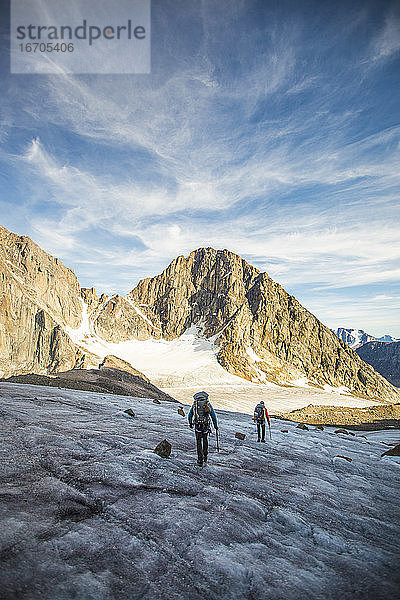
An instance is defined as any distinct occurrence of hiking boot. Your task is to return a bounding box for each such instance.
[257,438,261,442]
[203,455,208,464]
[261,439,265,443]
[197,459,203,467]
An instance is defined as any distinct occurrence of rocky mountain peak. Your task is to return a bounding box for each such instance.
[1,226,399,403]
[127,247,261,340]
[81,287,98,308]
[103,247,396,401]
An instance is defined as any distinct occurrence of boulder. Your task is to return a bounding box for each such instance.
[153,398,161,405]
[297,424,309,430]
[124,409,135,418]
[177,407,185,417]
[281,429,289,433]
[335,455,352,462]
[154,439,172,458]
[334,429,355,435]
[381,444,400,457]
[100,355,149,381]
[235,432,246,440]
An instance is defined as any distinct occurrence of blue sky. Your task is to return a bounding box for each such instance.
[1,0,400,336]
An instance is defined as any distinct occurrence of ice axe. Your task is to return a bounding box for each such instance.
[216,428,220,452]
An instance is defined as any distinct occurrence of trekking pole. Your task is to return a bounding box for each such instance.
[268,422,272,441]
[216,428,220,452]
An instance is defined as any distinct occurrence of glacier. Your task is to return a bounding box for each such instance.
[66,303,377,415]
[0,381,399,600]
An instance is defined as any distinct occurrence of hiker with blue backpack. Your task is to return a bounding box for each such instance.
[188,391,218,466]
[253,400,271,442]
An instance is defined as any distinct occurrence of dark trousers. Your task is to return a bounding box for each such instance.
[195,429,209,462]
[257,422,265,441]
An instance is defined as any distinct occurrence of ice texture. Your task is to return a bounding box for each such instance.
[0,382,399,600]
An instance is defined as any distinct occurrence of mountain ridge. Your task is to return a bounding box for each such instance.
[1,225,399,403]
[333,327,399,349]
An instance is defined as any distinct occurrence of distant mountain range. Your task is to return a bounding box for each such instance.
[333,328,399,349]
[1,224,399,403]
[332,330,400,389]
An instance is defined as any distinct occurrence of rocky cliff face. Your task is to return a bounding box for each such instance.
[0,226,89,377]
[356,341,400,388]
[93,294,162,342]
[1,226,399,402]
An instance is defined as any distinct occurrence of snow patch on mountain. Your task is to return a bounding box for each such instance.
[66,307,246,388]
[333,328,399,349]
[124,297,162,331]
[245,345,264,363]
[323,383,351,394]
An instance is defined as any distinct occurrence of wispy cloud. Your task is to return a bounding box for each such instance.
[1,0,400,335]
[370,7,400,62]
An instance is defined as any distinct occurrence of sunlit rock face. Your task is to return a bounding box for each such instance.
[124,247,398,401]
[0,225,84,378]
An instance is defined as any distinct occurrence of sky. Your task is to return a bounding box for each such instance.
[0,0,399,337]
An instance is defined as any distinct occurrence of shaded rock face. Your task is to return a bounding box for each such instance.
[0,226,84,378]
[356,342,400,388]
[1,367,175,402]
[99,355,149,382]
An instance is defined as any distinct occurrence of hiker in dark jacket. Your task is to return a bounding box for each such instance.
[188,391,218,466]
[253,400,270,442]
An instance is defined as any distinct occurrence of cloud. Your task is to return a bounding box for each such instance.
[372,294,397,301]
[370,8,400,62]
[18,125,400,295]
[2,0,400,335]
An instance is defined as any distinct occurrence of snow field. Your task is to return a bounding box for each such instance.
[0,382,399,600]
[66,305,377,414]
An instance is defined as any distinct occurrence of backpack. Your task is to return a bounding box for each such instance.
[254,404,265,423]
[193,397,211,429]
